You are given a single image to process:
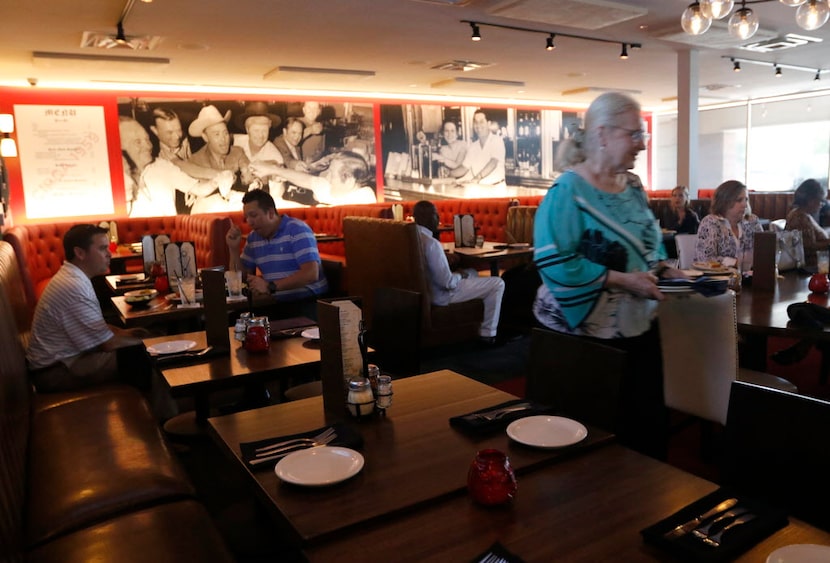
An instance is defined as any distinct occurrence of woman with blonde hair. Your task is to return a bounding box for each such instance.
[660,185,700,234]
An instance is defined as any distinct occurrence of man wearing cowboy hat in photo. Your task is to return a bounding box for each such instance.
[177,104,251,213]
[233,101,284,164]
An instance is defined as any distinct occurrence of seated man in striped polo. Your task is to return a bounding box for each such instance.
[26,224,148,392]
[225,189,328,307]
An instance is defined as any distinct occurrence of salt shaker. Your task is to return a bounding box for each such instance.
[346,377,375,417]
[375,375,393,412]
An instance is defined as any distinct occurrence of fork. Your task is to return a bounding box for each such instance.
[692,507,751,538]
[701,514,758,547]
[249,431,337,465]
[473,403,531,421]
[254,427,336,454]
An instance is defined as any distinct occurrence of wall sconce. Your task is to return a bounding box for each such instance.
[0,114,17,158]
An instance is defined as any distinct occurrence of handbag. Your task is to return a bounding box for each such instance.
[776,230,805,272]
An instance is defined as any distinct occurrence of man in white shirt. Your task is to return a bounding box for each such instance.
[413,200,505,343]
[26,224,148,391]
[449,108,506,186]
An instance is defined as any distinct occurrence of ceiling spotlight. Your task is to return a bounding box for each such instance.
[728,2,760,39]
[816,70,821,80]
[546,34,556,51]
[775,65,783,77]
[470,22,481,41]
[620,43,629,60]
[681,2,713,35]
[115,22,128,45]
[732,58,741,72]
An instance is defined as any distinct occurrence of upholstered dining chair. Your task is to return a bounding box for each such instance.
[674,233,698,269]
[658,291,797,427]
[722,381,830,531]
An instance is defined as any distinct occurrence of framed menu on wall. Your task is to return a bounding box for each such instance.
[14,104,113,219]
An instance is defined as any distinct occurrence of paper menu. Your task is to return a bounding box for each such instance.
[454,214,476,247]
[332,299,363,380]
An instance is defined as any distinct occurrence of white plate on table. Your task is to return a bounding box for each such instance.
[506,415,588,448]
[658,286,695,294]
[692,261,732,275]
[146,340,197,355]
[301,327,320,340]
[767,544,830,563]
[275,447,364,486]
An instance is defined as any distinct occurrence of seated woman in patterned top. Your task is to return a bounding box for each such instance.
[695,180,762,270]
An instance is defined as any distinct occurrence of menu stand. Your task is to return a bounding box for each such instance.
[753,231,778,292]
[317,297,363,423]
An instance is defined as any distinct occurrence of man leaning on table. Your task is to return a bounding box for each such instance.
[26,224,150,392]
[413,200,505,344]
[226,188,328,305]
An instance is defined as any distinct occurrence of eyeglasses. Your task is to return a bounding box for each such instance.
[611,125,650,144]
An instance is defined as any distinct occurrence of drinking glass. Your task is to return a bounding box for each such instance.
[225,270,243,298]
[178,277,196,305]
[467,449,517,505]
[818,250,829,275]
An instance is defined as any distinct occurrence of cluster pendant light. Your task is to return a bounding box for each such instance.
[682,0,830,40]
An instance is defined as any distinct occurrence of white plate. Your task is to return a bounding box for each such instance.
[123,288,158,302]
[767,544,830,563]
[659,286,695,294]
[301,327,320,340]
[506,415,588,448]
[146,340,197,355]
[275,446,364,486]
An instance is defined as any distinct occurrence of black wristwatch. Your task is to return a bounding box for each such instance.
[268,281,277,293]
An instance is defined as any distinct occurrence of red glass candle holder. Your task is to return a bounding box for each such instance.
[809,273,829,294]
[244,325,270,353]
[467,448,517,506]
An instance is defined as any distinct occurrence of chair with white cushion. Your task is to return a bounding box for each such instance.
[658,291,796,427]
[674,233,698,269]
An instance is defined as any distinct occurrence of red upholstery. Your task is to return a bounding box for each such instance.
[648,189,675,199]
[4,214,230,309]
[698,188,716,199]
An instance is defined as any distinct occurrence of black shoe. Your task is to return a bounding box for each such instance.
[771,341,812,365]
[479,336,499,347]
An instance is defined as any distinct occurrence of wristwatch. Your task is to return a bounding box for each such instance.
[268,281,277,293]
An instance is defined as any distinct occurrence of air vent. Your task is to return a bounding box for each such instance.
[488,0,647,31]
[431,77,525,88]
[741,33,822,53]
[263,66,375,80]
[33,51,170,67]
[81,31,162,51]
[654,21,777,50]
[431,60,492,72]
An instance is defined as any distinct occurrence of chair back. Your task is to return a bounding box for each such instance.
[723,381,830,530]
[504,205,537,244]
[658,291,737,425]
[674,234,697,269]
[527,328,626,432]
[769,219,786,232]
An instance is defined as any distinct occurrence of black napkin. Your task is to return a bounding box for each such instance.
[470,541,526,563]
[640,488,788,563]
[787,302,830,330]
[658,277,728,297]
[449,399,556,436]
[240,423,363,471]
[152,347,226,368]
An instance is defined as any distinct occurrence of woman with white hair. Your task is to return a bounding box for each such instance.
[533,92,678,459]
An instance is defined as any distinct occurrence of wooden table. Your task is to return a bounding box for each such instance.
[104,273,153,295]
[447,242,535,276]
[145,326,321,422]
[112,294,207,329]
[735,271,826,370]
[304,444,830,562]
[207,370,613,547]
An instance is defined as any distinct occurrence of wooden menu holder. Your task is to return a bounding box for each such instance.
[753,231,778,292]
[317,297,363,422]
[201,268,230,353]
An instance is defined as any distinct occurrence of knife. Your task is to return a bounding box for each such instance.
[663,498,738,539]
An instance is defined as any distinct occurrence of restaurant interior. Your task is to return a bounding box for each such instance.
[2,1,830,562]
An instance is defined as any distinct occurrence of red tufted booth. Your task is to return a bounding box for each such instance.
[3,214,230,310]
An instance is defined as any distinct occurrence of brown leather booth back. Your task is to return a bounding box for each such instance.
[749,192,794,221]
[343,217,428,327]
[505,205,537,244]
[0,241,32,560]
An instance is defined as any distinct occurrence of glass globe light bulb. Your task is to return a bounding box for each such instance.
[796,0,830,30]
[701,0,735,19]
[779,0,807,7]
[682,2,713,35]
[728,7,759,39]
